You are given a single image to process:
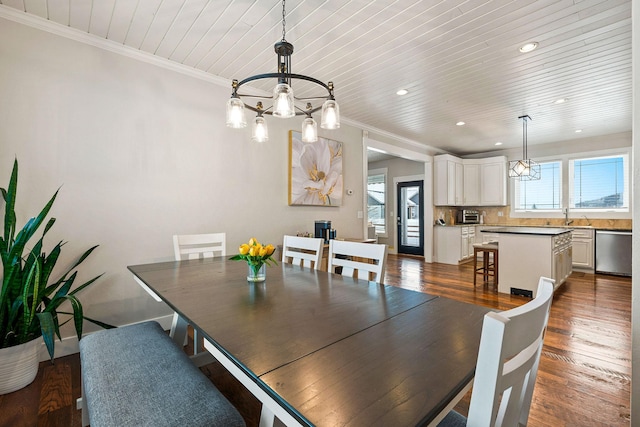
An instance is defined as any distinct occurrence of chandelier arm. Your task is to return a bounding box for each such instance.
[243,103,313,117]
[236,73,333,95]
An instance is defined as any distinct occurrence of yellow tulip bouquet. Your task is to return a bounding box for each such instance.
[230,238,277,281]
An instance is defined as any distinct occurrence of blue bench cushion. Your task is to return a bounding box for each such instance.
[79,321,245,427]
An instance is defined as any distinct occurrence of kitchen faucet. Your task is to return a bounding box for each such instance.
[564,208,573,226]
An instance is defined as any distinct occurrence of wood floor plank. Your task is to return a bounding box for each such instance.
[38,360,73,415]
[0,254,631,426]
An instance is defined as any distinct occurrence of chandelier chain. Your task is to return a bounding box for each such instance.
[281,0,287,41]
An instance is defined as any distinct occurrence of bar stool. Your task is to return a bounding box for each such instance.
[473,242,498,287]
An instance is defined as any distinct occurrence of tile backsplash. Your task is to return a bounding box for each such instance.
[434,206,631,230]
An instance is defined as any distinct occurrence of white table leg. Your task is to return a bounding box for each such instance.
[202,340,305,427]
[169,313,188,347]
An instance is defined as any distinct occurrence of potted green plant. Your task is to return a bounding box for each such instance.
[0,159,112,394]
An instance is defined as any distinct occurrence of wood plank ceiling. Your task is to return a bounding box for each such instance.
[0,0,632,155]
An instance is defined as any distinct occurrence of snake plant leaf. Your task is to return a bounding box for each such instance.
[68,273,104,296]
[21,254,41,342]
[66,295,83,340]
[36,311,56,361]
[2,159,18,245]
[40,242,62,291]
[82,315,116,330]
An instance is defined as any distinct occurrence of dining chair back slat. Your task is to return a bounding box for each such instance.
[282,235,324,270]
[327,240,387,284]
[173,233,226,260]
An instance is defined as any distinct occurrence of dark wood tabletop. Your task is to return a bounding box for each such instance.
[128,258,491,426]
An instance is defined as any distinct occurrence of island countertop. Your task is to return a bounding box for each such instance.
[481,226,572,236]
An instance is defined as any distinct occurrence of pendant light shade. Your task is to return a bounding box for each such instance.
[321,98,340,129]
[226,97,247,128]
[252,115,269,143]
[301,116,318,143]
[509,115,540,180]
[272,83,296,118]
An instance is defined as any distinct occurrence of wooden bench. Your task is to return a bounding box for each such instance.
[79,321,245,427]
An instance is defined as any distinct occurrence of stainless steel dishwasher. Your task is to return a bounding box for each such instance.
[595,229,632,276]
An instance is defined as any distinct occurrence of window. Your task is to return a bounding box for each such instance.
[570,154,629,210]
[513,161,562,211]
[367,169,386,235]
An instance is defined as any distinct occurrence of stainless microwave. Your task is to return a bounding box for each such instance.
[457,210,480,224]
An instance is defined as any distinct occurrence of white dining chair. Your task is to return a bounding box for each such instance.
[437,277,555,427]
[327,240,387,284]
[172,233,226,359]
[282,235,324,270]
[173,232,226,260]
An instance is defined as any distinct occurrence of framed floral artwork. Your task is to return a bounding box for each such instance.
[288,131,343,206]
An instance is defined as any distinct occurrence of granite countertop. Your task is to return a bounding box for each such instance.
[481,227,572,236]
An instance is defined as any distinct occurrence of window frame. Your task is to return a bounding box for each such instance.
[568,153,630,213]
[512,160,563,213]
[367,168,388,237]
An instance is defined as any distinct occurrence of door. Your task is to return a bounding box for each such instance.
[397,180,424,255]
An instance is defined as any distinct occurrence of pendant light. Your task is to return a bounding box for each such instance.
[509,115,541,180]
[251,102,269,143]
[225,0,339,143]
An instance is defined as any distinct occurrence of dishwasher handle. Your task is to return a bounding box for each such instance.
[596,230,631,236]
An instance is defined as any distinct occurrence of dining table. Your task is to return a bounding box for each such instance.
[128,257,491,427]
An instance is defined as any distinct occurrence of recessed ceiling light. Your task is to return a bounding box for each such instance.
[396,89,409,96]
[495,142,503,146]
[456,121,465,126]
[519,42,538,53]
[553,98,568,104]
[575,129,583,133]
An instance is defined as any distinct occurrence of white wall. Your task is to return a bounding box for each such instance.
[0,18,366,355]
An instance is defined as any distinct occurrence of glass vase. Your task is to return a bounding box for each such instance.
[247,263,266,282]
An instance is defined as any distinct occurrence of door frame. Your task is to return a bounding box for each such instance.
[363,133,434,261]
[394,175,425,255]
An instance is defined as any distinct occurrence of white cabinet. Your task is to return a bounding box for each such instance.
[434,226,475,265]
[463,163,480,205]
[434,155,507,206]
[480,161,507,205]
[434,155,463,206]
[571,228,594,271]
[552,233,573,286]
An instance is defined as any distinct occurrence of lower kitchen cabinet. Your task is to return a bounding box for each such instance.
[571,228,594,271]
[434,226,475,265]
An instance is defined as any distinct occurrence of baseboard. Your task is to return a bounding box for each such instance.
[41,314,174,362]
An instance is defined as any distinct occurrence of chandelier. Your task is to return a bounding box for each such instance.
[509,115,540,180]
[225,0,339,143]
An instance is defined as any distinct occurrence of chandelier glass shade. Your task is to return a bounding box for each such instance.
[509,115,541,180]
[225,1,339,143]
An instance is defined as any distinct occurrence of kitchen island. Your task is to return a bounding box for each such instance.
[481,227,572,297]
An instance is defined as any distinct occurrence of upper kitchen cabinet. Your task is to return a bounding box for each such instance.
[434,155,507,206]
[479,159,507,205]
[434,155,464,206]
[463,163,480,206]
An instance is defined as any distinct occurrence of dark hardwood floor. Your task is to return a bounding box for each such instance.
[0,255,631,426]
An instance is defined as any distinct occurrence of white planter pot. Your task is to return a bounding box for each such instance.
[0,338,41,394]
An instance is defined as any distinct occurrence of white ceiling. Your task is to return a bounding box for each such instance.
[0,0,632,156]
